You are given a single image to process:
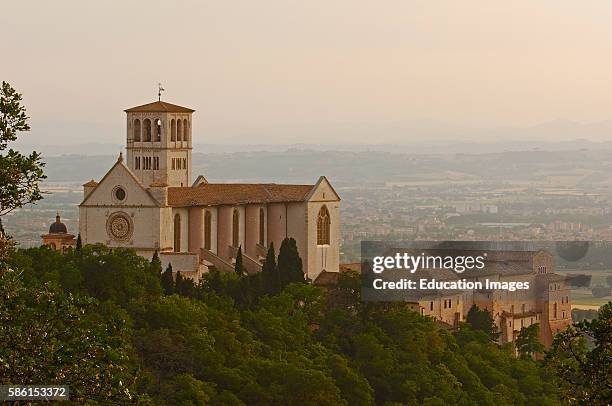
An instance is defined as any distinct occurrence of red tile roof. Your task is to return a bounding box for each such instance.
[124,101,195,113]
[339,263,361,273]
[313,270,341,286]
[167,183,314,206]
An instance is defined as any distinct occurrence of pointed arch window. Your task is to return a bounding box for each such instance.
[171,119,176,141]
[204,210,212,250]
[317,205,330,245]
[177,119,183,142]
[174,214,181,252]
[232,209,240,248]
[259,207,265,245]
[143,118,152,142]
[133,119,141,141]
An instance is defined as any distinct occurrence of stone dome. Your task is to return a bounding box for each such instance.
[49,214,68,234]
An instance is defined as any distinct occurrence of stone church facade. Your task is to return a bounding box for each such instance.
[79,100,340,281]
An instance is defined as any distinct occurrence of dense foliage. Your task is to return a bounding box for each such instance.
[0,245,567,405]
[0,268,142,403]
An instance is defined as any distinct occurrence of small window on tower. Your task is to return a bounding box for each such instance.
[156,119,162,142]
[183,158,187,169]
[143,119,152,142]
[172,158,175,170]
[133,119,141,141]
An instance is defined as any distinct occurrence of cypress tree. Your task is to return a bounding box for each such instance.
[177,274,195,297]
[75,233,82,251]
[277,237,304,287]
[161,263,175,295]
[150,250,162,274]
[261,242,278,295]
[234,246,245,277]
[175,271,184,295]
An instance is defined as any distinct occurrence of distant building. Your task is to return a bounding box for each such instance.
[355,249,571,348]
[547,221,583,233]
[454,202,498,214]
[41,213,76,253]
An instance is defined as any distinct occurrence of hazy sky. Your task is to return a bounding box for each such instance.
[4,1,612,145]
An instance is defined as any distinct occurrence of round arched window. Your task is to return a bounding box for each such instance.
[114,187,126,201]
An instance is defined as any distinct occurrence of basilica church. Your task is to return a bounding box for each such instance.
[78,99,340,282]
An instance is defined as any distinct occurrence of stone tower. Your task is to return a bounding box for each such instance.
[124,100,194,187]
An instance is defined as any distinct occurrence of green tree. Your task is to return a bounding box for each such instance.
[206,269,223,295]
[150,250,161,274]
[234,246,245,277]
[75,233,82,251]
[177,273,196,297]
[78,244,162,306]
[546,302,612,404]
[0,218,13,261]
[261,242,278,295]
[175,271,184,295]
[0,268,143,403]
[0,82,46,216]
[161,263,175,295]
[515,323,544,358]
[466,304,500,341]
[277,237,305,286]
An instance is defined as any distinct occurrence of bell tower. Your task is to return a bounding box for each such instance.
[124,98,194,188]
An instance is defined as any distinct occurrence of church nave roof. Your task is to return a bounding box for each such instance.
[167,183,315,207]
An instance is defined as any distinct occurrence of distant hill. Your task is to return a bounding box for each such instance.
[39,148,612,186]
